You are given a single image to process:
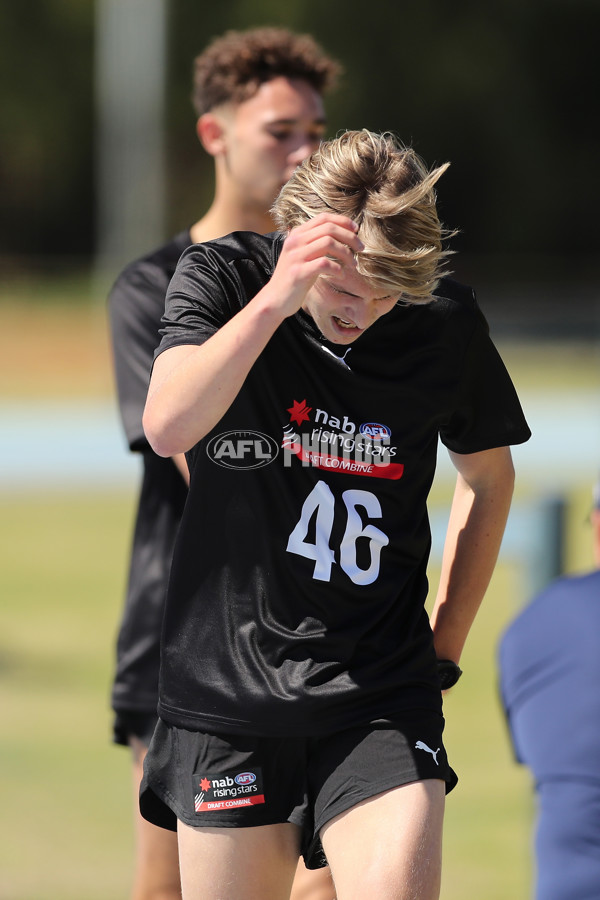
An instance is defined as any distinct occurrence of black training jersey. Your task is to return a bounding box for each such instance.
[109,230,190,713]
[155,231,531,737]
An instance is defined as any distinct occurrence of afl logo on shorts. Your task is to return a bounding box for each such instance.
[206,430,279,470]
[359,422,392,440]
[234,772,257,786]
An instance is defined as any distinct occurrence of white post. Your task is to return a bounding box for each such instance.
[94,0,166,282]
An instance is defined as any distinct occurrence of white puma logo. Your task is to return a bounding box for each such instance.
[321,345,352,369]
[415,740,440,765]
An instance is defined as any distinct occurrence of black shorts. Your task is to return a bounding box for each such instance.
[113,710,159,748]
[140,710,458,869]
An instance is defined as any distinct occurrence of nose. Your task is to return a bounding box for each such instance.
[288,134,320,166]
[341,301,371,330]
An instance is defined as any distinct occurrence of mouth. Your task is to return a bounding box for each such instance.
[330,314,363,343]
[333,315,359,330]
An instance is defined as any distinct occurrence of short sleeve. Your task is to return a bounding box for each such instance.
[440,312,531,453]
[155,244,245,358]
[109,263,172,452]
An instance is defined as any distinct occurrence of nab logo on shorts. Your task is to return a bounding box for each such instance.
[193,768,265,812]
[206,430,279,470]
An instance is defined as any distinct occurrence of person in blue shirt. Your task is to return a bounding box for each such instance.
[499,478,600,900]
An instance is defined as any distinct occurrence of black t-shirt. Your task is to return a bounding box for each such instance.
[155,231,531,737]
[109,230,190,713]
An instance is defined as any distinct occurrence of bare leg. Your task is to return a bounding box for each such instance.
[130,736,181,900]
[321,780,445,900]
[177,820,300,900]
[131,736,332,900]
[289,859,336,900]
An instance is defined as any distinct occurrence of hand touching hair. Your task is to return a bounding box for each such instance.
[272,130,454,304]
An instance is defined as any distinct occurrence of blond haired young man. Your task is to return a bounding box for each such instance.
[109,27,340,900]
[141,130,530,900]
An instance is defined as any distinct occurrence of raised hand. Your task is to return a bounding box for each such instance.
[263,213,365,319]
[144,215,364,456]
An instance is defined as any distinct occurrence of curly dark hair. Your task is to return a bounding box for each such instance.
[191,27,341,117]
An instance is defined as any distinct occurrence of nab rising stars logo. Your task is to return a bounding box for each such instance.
[282,399,404,481]
[194,771,265,813]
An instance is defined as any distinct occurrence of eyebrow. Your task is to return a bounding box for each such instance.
[267,117,327,127]
[331,283,393,302]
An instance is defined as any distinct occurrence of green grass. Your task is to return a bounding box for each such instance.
[435,562,534,898]
[0,491,137,900]
[1,289,596,898]
[498,339,600,393]
[0,488,540,900]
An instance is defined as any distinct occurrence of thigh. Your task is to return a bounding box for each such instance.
[130,736,181,900]
[178,820,300,900]
[289,858,336,900]
[308,711,455,857]
[321,779,445,900]
[140,721,309,832]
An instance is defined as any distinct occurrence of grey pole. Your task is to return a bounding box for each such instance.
[94,0,166,283]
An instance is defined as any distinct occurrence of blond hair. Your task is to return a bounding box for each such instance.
[272,130,453,304]
[192,27,341,117]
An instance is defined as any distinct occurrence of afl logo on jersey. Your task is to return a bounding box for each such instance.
[359,422,392,440]
[234,772,256,786]
[207,430,279,470]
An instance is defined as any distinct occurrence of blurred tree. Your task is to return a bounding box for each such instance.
[1,0,598,295]
[164,0,599,285]
[0,0,94,265]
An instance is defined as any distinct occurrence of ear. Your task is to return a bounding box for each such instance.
[196,112,228,157]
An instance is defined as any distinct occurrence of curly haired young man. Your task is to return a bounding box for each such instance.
[109,27,340,900]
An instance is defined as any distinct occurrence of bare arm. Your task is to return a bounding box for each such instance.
[143,214,363,457]
[429,445,515,664]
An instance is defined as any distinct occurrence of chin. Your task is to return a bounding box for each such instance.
[328,332,360,345]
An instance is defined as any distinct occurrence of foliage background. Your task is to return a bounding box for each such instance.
[1,0,599,305]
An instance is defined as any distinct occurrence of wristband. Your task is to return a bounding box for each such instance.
[437,659,463,690]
